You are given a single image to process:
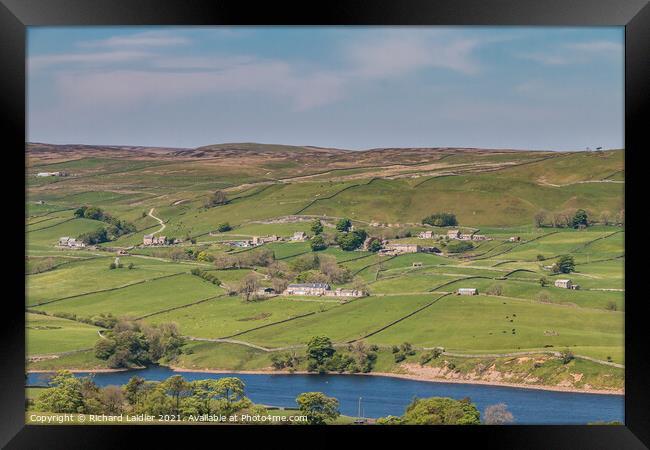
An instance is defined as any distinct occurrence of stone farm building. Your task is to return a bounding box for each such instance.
[143,235,166,245]
[508,236,521,242]
[447,230,461,239]
[330,288,365,298]
[555,279,580,290]
[457,288,478,295]
[58,237,85,248]
[418,230,434,239]
[252,235,281,245]
[384,243,421,254]
[291,231,307,241]
[284,283,331,296]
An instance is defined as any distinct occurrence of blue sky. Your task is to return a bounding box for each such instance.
[27,27,624,150]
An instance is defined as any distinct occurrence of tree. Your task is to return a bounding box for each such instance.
[307,335,335,366]
[539,277,549,287]
[238,273,260,302]
[205,190,229,208]
[217,222,232,232]
[600,210,611,226]
[555,255,575,274]
[337,229,367,251]
[336,218,352,232]
[94,338,116,360]
[560,349,575,364]
[483,403,514,424]
[35,371,85,413]
[310,235,327,251]
[124,376,146,406]
[101,385,125,414]
[216,377,246,415]
[161,375,190,415]
[486,284,503,296]
[367,237,382,252]
[422,212,458,227]
[401,397,480,425]
[533,210,547,228]
[296,392,340,425]
[310,219,324,235]
[572,209,589,228]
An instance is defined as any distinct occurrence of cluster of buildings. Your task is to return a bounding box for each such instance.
[378,243,441,256]
[57,237,86,248]
[227,231,307,248]
[554,279,580,290]
[417,229,489,241]
[252,235,281,245]
[283,283,365,298]
[36,171,68,177]
[143,234,167,246]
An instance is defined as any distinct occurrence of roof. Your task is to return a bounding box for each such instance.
[458,288,477,291]
[556,279,572,283]
[288,283,330,289]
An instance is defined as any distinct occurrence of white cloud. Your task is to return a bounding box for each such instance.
[78,31,191,48]
[53,60,346,111]
[564,40,622,53]
[346,33,481,77]
[29,50,153,70]
[518,40,622,65]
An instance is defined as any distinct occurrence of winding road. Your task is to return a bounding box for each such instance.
[148,208,166,236]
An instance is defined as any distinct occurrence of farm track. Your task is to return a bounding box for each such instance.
[148,208,166,236]
[29,272,186,308]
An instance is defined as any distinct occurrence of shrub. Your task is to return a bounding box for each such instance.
[217,222,232,232]
[446,241,474,253]
[486,284,503,296]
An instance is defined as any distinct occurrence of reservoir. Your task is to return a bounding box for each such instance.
[27,366,624,424]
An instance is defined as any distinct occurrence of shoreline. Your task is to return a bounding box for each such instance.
[26,366,623,396]
[167,366,624,396]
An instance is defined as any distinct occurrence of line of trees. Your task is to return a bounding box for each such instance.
[32,371,342,424]
[534,208,624,229]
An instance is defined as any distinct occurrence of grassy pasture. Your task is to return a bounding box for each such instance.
[366,294,623,363]
[27,257,189,306]
[238,294,439,347]
[145,295,340,339]
[431,278,624,311]
[26,313,103,355]
[35,274,222,319]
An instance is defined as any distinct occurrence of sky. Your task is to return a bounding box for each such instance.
[27,27,624,151]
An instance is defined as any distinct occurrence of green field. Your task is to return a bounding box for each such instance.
[27,313,104,355]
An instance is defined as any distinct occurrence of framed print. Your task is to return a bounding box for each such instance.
[2,0,648,448]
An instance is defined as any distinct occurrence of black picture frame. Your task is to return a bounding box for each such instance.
[2,0,648,448]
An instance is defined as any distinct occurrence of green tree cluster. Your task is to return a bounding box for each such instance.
[422,212,458,227]
[377,397,480,425]
[94,320,185,368]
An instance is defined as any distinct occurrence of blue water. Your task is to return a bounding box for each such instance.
[27,366,624,424]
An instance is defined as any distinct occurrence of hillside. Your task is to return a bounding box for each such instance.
[25,143,624,393]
